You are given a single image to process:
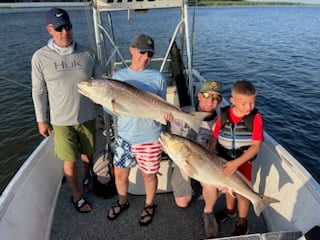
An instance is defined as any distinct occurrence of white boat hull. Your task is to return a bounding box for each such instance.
[0,137,63,240]
[2,129,318,239]
[253,132,320,234]
[1,1,319,239]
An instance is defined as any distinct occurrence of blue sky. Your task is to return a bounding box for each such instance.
[250,0,319,3]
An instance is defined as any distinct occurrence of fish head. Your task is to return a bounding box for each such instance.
[160,132,202,179]
[159,132,191,164]
[78,80,91,98]
[78,79,113,105]
[160,132,183,152]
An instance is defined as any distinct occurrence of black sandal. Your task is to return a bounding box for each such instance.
[139,204,156,226]
[107,201,130,220]
[71,196,92,213]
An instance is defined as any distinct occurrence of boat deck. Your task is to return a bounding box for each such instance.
[50,110,269,240]
[51,182,268,240]
[51,165,268,239]
[49,109,304,240]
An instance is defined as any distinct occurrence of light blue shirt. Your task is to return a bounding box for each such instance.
[111,67,167,144]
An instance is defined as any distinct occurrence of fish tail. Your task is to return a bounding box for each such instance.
[187,112,211,133]
[253,195,280,216]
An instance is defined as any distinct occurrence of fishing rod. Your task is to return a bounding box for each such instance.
[0,76,32,89]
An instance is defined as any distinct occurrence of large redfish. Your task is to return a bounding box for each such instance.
[159,132,279,216]
[78,78,210,133]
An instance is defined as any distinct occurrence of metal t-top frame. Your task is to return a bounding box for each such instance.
[91,0,195,103]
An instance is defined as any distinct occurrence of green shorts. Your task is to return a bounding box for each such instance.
[52,119,96,162]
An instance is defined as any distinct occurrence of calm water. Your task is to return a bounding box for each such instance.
[0,6,319,193]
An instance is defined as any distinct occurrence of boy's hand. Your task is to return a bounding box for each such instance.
[222,160,239,178]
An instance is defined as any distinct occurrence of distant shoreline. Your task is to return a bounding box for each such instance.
[0,2,87,9]
[0,1,319,9]
[194,1,315,6]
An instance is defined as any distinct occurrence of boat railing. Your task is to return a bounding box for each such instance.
[97,16,178,78]
[94,0,182,12]
[91,0,197,104]
[96,22,129,72]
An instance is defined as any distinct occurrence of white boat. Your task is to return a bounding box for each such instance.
[0,1,319,240]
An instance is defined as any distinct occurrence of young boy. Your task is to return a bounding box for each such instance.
[209,80,264,236]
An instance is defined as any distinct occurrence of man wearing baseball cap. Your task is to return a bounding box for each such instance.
[106,33,167,226]
[168,80,223,238]
[46,7,71,29]
[32,8,103,213]
[130,34,155,55]
[45,7,73,48]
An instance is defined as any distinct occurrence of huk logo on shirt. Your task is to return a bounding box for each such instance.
[54,59,82,71]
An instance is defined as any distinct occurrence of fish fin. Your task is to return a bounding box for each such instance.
[183,159,198,178]
[111,99,118,115]
[109,98,133,117]
[179,158,196,179]
[101,99,120,117]
[154,116,168,125]
[253,194,280,216]
[227,188,237,198]
[109,99,126,117]
[103,106,119,117]
[186,111,211,133]
[145,91,181,111]
[180,170,190,181]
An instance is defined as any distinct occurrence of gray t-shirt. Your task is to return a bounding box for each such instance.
[170,105,217,148]
[32,40,102,126]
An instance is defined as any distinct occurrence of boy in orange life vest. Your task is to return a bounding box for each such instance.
[209,80,264,236]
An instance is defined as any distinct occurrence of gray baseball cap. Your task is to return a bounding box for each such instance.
[130,34,154,53]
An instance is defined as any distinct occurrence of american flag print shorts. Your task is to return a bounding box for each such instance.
[113,136,162,174]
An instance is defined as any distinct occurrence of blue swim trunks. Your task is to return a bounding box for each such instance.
[113,137,137,168]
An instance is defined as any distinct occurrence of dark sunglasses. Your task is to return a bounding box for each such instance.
[54,24,72,32]
[138,49,154,58]
[201,92,222,102]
